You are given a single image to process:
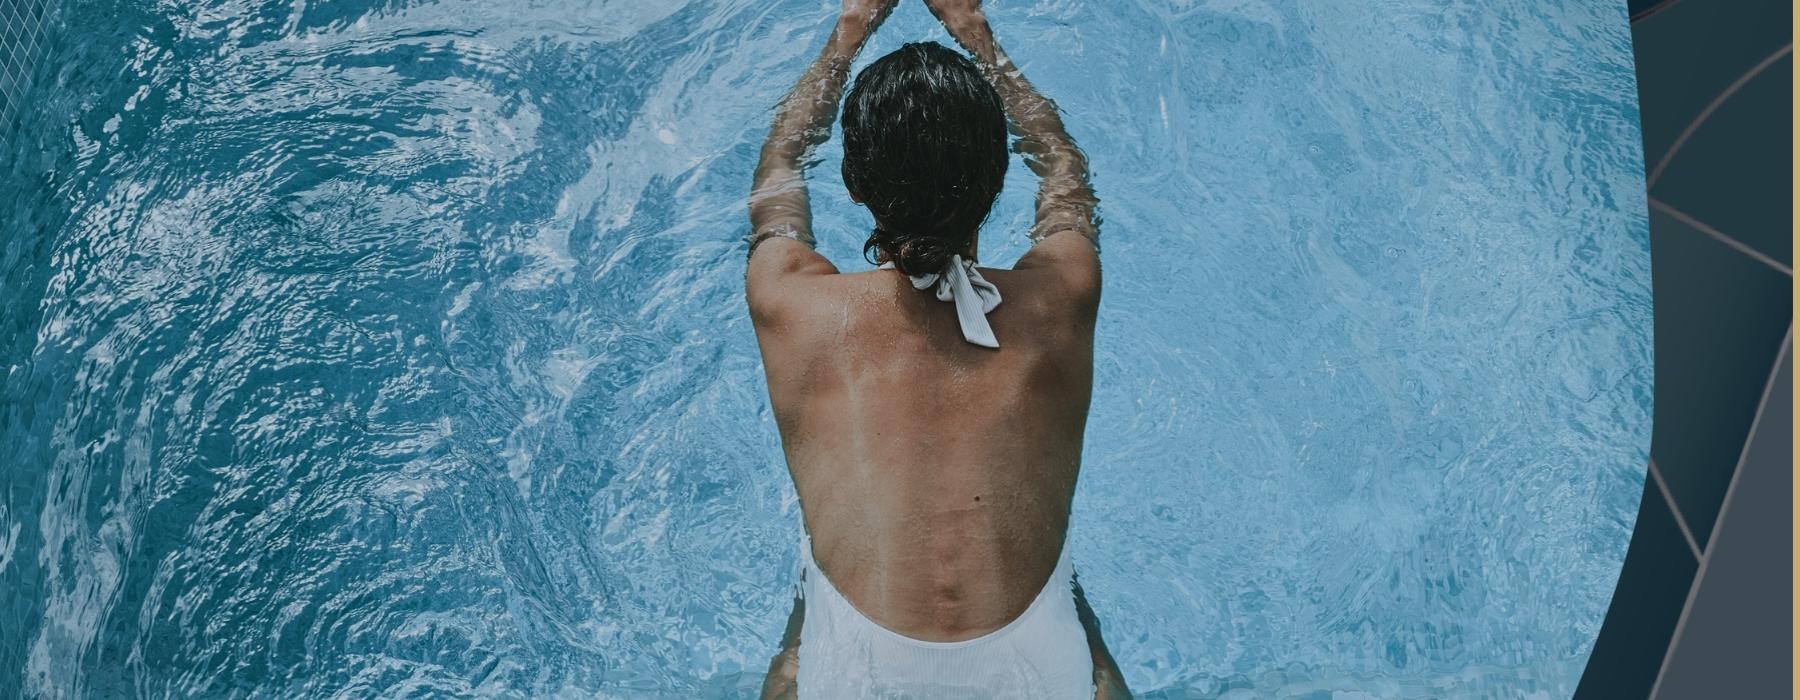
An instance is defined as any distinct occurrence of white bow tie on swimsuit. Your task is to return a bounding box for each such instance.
[879,254,1004,348]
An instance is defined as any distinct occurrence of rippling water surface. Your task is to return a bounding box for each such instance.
[1,0,1649,696]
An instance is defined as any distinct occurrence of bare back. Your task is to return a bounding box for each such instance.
[743,3,1111,681]
[749,250,1098,642]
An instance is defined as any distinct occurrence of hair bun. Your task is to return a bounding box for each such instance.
[882,231,953,277]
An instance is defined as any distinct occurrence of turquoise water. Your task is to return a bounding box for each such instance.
[0,0,1650,697]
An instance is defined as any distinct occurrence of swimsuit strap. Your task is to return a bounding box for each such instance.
[878,254,1004,348]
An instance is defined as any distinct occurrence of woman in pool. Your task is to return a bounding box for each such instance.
[745,0,1127,697]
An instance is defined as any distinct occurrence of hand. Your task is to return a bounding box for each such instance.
[1093,669,1133,700]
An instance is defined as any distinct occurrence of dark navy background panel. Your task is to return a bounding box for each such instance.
[1576,0,1793,697]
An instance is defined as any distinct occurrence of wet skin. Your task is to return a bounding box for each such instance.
[745,0,1126,696]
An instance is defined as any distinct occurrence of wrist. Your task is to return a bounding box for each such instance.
[834,18,876,50]
[944,12,989,41]
[947,17,998,60]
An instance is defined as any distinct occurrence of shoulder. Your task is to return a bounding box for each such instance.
[1009,230,1102,319]
[746,237,841,326]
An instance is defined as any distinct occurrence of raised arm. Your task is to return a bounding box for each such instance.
[926,1,1100,258]
[746,1,896,278]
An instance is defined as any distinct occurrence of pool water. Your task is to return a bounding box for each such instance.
[0,0,1650,697]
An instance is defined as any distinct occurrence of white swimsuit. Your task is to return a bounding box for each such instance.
[795,532,1096,698]
[792,258,1091,697]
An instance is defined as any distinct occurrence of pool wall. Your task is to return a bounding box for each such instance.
[1575,0,1793,697]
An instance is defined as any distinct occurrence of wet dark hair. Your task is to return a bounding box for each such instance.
[842,42,1009,276]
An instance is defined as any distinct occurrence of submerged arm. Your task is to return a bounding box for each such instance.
[758,595,805,700]
[747,5,893,260]
[1074,576,1133,699]
[930,4,1099,248]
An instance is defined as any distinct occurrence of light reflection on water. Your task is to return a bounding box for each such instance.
[0,0,1649,696]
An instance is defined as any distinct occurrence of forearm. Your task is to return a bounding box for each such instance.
[946,17,1072,156]
[749,22,872,247]
[941,13,1097,239]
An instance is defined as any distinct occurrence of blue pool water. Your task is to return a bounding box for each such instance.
[0,0,1651,697]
